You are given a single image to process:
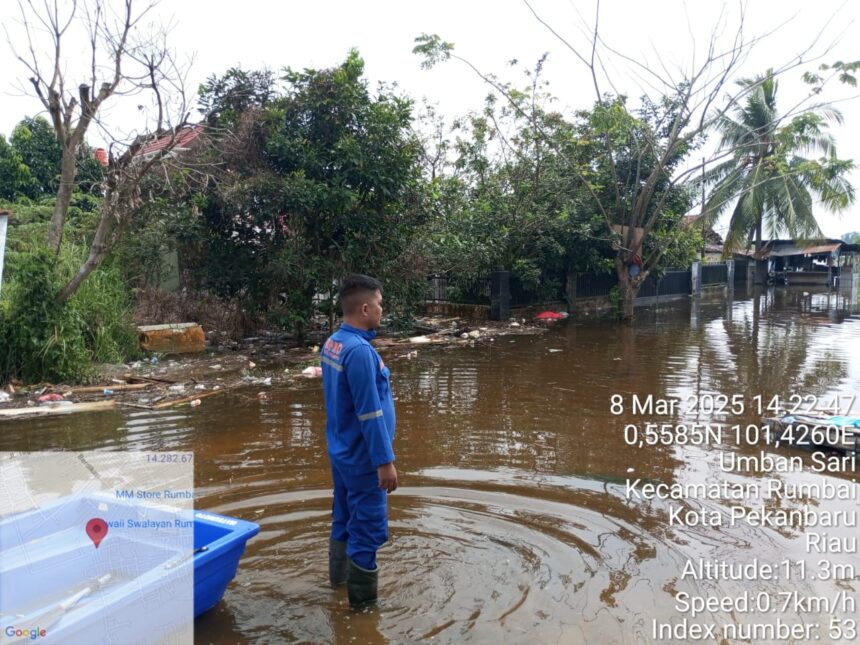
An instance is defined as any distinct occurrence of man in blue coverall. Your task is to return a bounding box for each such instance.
[321,274,398,608]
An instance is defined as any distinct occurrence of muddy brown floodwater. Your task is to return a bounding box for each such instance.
[3,286,859,644]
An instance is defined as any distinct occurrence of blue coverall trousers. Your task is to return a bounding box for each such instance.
[330,462,388,570]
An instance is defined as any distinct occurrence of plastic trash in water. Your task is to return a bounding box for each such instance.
[0,391,10,403]
[150,356,159,364]
[302,366,323,378]
[190,399,202,407]
[102,389,114,396]
[535,311,568,320]
[38,393,65,403]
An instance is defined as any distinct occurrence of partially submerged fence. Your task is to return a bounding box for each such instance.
[427,261,733,319]
[636,269,692,299]
[701,263,728,285]
[427,274,491,305]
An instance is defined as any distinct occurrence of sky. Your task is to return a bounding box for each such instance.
[1,0,859,239]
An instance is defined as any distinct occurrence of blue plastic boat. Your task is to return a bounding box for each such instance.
[0,494,259,643]
[192,509,260,616]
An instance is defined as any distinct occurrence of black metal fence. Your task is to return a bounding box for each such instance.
[701,263,728,285]
[636,269,692,299]
[428,261,730,309]
[426,274,491,304]
[576,271,617,298]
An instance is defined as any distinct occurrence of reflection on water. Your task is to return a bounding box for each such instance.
[1,286,859,643]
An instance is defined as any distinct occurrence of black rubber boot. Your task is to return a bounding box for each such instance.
[347,558,378,609]
[329,539,348,587]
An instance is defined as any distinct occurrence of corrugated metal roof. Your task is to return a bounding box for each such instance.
[766,242,840,257]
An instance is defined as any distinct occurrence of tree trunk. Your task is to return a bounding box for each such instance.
[754,217,767,285]
[328,278,335,333]
[47,147,77,254]
[56,202,119,303]
[616,256,639,323]
[620,278,636,322]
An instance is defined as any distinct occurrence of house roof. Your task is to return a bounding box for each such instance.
[747,239,860,260]
[136,124,204,157]
[767,242,840,257]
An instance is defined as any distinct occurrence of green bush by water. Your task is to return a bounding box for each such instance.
[0,246,141,384]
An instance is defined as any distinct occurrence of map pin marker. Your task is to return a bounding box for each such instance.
[86,518,108,549]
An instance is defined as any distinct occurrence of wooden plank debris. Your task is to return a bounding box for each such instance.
[0,400,117,419]
[138,323,206,354]
[66,383,152,395]
[150,388,228,409]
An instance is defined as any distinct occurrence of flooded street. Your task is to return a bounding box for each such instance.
[3,286,859,643]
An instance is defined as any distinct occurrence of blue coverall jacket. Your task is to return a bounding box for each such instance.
[321,323,396,568]
[321,324,396,472]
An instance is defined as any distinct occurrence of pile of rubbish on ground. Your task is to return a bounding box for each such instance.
[0,314,558,419]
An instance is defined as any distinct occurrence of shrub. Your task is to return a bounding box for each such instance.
[0,245,141,384]
[0,248,92,383]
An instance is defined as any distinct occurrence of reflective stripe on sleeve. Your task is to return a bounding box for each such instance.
[357,409,383,421]
[321,356,343,372]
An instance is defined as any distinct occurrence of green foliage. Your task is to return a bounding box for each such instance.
[115,177,203,290]
[197,50,425,335]
[702,69,855,253]
[0,116,103,202]
[0,242,141,384]
[417,60,689,296]
[608,285,621,317]
[650,220,704,274]
[412,34,454,70]
[0,248,92,383]
[198,68,276,127]
[802,60,860,93]
[63,248,141,365]
[0,135,34,199]
[11,116,61,198]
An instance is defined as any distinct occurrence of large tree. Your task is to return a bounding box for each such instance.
[702,70,854,260]
[8,0,190,302]
[197,51,424,335]
[414,2,857,320]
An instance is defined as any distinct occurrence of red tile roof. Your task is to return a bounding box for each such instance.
[136,124,204,157]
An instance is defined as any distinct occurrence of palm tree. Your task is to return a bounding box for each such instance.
[702,70,854,258]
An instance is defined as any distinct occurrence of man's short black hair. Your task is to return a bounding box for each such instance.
[339,274,383,315]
